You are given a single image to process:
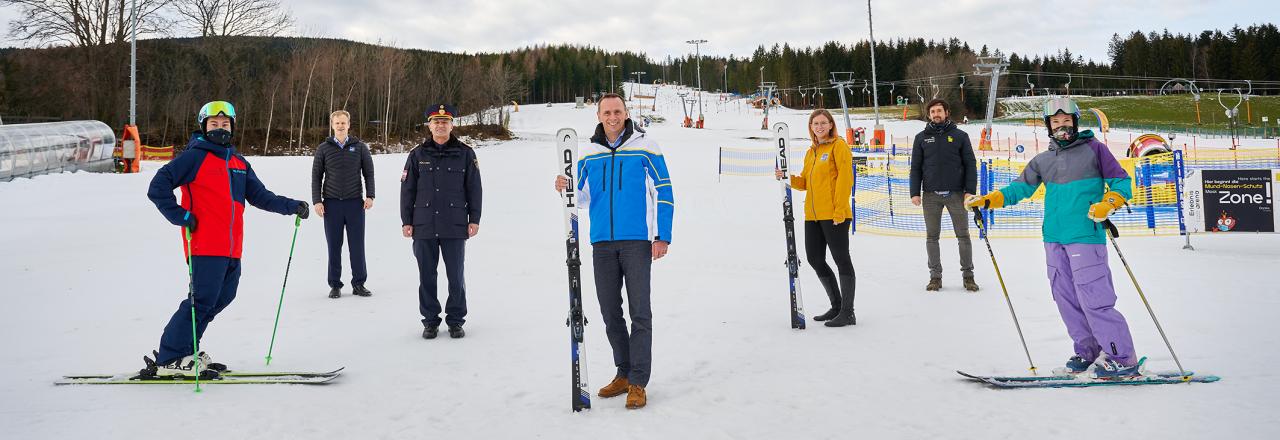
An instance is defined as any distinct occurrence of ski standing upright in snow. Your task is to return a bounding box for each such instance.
[775,122,806,330]
[557,127,592,412]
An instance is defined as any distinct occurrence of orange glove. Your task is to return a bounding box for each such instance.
[965,191,1005,209]
[1088,191,1126,222]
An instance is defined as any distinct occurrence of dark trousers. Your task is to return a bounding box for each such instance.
[592,240,653,387]
[323,198,367,288]
[804,220,854,279]
[413,238,467,327]
[156,256,241,365]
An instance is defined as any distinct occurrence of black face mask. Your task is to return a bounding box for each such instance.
[206,129,233,146]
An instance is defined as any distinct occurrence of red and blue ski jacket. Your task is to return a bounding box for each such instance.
[148,133,301,258]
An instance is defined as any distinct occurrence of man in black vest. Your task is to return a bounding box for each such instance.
[910,99,979,292]
[312,110,375,299]
[400,104,482,339]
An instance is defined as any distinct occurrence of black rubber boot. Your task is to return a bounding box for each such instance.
[812,275,841,321]
[824,274,857,327]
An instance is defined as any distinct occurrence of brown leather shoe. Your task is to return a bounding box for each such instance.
[625,384,646,409]
[598,376,629,398]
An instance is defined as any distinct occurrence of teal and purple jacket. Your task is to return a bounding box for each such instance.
[997,130,1132,245]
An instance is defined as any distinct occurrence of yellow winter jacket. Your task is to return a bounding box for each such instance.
[790,136,854,223]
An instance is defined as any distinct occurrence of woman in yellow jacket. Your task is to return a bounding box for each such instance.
[776,109,856,327]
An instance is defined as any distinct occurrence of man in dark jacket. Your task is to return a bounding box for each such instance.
[910,99,979,292]
[312,110,375,299]
[400,104,482,339]
[144,101,309,377]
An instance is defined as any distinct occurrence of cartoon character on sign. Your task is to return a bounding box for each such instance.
[1215,211,1237,232]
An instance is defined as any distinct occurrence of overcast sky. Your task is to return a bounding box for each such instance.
[1,0,1273,63]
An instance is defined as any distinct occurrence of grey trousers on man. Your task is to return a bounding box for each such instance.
[922,191,974,278]
[592,240,653,387]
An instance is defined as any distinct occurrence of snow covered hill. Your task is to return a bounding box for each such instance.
[1,83,1277,439]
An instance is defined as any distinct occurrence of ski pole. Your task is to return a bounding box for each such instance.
[972,208,1038,375]
[184,227,202,393]
[1102,220,1188,379]
[265,215,302,366]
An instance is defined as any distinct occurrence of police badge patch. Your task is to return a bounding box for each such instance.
[401,168,408,182]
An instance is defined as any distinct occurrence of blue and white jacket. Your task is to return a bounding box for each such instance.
[576,120,675,244]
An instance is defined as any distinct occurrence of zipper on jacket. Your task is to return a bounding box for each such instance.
[609,151,616,241]
[185,183,195,257]
[226,154,236,256]
[805,150,817,220]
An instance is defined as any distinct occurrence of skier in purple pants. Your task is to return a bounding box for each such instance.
[966,97,1141,378]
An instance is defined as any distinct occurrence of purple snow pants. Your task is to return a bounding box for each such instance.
[1044,242,1137,366]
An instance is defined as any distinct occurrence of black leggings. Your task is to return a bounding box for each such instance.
[804,220,854,280]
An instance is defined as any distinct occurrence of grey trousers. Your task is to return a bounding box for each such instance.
[922,192,974,278]
[592,240,653,387]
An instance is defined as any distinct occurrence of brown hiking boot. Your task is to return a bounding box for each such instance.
[963,276,980,292]
[598,376,629,398]
[926,278,942,291]
[625,384,647,409]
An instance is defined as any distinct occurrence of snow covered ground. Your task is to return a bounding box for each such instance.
[2,83,1278,439]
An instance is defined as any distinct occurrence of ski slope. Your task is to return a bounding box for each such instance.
[1,84,1277,439]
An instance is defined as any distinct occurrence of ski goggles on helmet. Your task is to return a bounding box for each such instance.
[199,101,237,122]
[1041,97,1079,118]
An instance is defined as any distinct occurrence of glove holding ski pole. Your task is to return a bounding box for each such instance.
[964,191,1005,210]
[1087,191,1126,222]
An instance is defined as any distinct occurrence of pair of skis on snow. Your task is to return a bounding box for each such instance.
[57,367,344,385]
[956,368,1220,389]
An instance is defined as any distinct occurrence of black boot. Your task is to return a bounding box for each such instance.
[422,325,439,339]
[329,287,341,299]
[824,274,856,327]
[812,275,841,321]
[352,284,373,297]
[448,325,466,339]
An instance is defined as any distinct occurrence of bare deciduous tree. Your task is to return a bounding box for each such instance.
[1,0,170,47]
[173,0,292,37]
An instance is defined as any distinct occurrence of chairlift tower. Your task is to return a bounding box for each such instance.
[687,39,708,128]
[830,72,858,144]
[973,56,1009,151]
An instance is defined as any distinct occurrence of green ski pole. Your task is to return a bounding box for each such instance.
[184,227,202,393]
[266,215,302,366]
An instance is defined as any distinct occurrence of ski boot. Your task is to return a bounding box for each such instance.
[1095,357,1144,379]
[1064,355,1093,374]
[139,353,219,380]
[196,351,228,372]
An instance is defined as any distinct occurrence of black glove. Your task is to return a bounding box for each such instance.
[184,213,198,233]
[295,201,310,219]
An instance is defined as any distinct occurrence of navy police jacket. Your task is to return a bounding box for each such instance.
[400,136,483,239]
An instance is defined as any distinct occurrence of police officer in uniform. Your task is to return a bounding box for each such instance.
[400,104,482,339]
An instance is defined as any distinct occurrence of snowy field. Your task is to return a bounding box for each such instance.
[2,84,1279,439]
